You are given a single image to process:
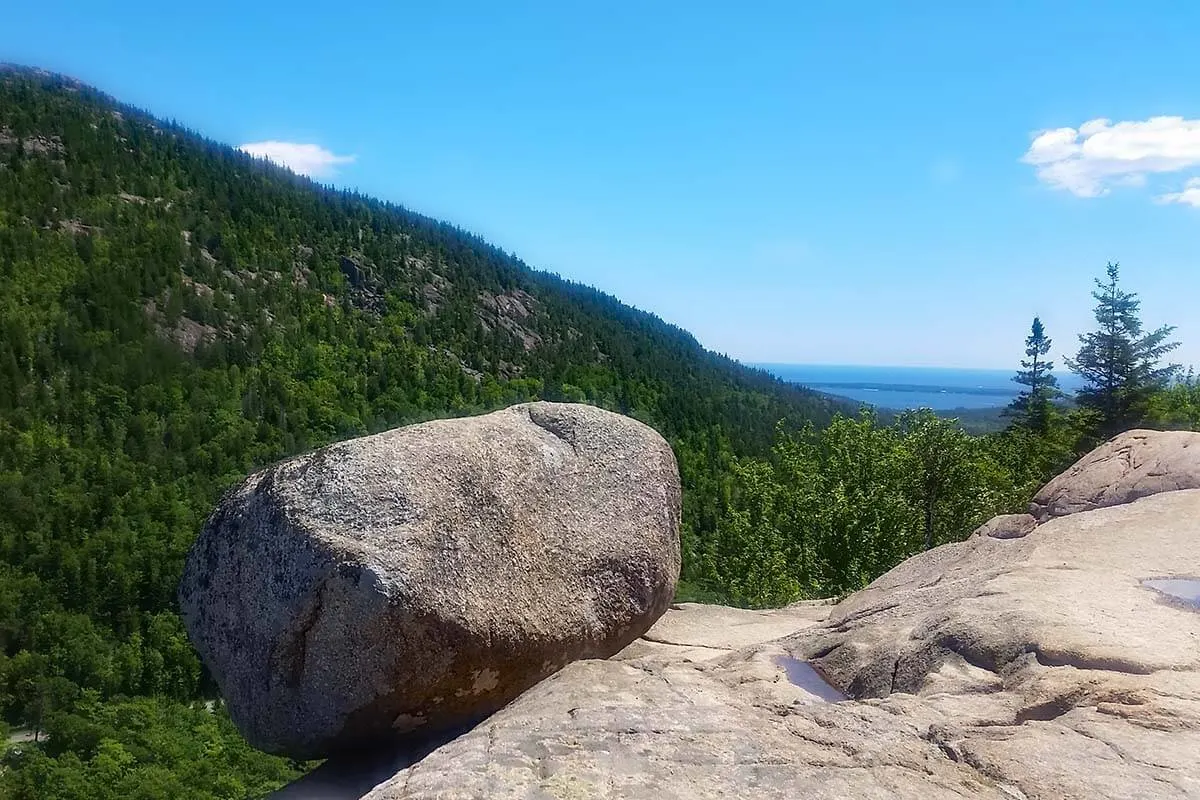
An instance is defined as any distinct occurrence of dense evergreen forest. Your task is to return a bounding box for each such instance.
[0,65,854,795]
[1,66,1197,797]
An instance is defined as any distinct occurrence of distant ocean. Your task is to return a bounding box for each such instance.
[755,364,1083,411]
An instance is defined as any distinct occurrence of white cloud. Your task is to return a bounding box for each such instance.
[1158,177,1200,207]
[237,141,355,178]
[1021,116,1200,199]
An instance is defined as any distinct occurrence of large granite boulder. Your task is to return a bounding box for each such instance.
[179,402,681,758]
[1029,428,1200,521]
[279,431,1200,799]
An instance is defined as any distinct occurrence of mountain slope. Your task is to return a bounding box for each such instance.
[0,63,852,764]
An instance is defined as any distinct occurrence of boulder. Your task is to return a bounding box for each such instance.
[971,512,1037,540]
[179,402,681,758]
[1029,429,1200,521]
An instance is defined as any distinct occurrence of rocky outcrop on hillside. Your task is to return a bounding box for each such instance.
[1029,428,1200,520]
[267,429,1200,799]
[179,402,681,759]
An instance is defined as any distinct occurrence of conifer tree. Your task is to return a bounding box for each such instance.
[1066,262,1179,437]
[1007,316,1060,432]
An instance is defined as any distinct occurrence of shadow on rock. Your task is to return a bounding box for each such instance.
[268,726,469,800]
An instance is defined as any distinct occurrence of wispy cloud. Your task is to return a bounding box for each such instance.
[1158,177,1200,207]
[237,140,355,178]
[1021,116,1200,200]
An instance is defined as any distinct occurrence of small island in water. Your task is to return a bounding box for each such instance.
[756,364,1087,433]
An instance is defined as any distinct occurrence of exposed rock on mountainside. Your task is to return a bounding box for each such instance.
[476,289,542,351]
[1029,428,1200,520]
[179,402,681,759]
[276,429,1200,799]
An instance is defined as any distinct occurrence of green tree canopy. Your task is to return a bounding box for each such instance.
[690,410,1029,605]
[1145,370,1200,431]
[1066,262,1179,438]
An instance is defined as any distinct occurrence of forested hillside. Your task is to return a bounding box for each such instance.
[0,66,858,795]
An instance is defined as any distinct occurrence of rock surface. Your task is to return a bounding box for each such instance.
[179,402,681,758]
[1029,428,1200,521]
[272,602,832,800]
[971,512,1038,540]
[351,490,1200,800]
[615,600,832,662]
[274,429,1200,799]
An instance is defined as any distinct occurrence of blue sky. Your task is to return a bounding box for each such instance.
[4,1,1199,370]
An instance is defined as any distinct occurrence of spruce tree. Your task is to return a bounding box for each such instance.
[1007,317,1060,432]
[1066,262,1180,437]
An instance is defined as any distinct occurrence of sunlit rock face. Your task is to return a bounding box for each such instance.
[1029,428,1200,521]
[277,430,1200,800]
[180,402,681,759]
[347,487,1200,799]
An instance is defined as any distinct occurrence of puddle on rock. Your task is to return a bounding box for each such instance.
[1141,577,1200,610]
[774,656,847,702]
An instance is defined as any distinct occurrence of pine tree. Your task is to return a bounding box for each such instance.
[1007,316,1060,432]
[1066,262,1180,437]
